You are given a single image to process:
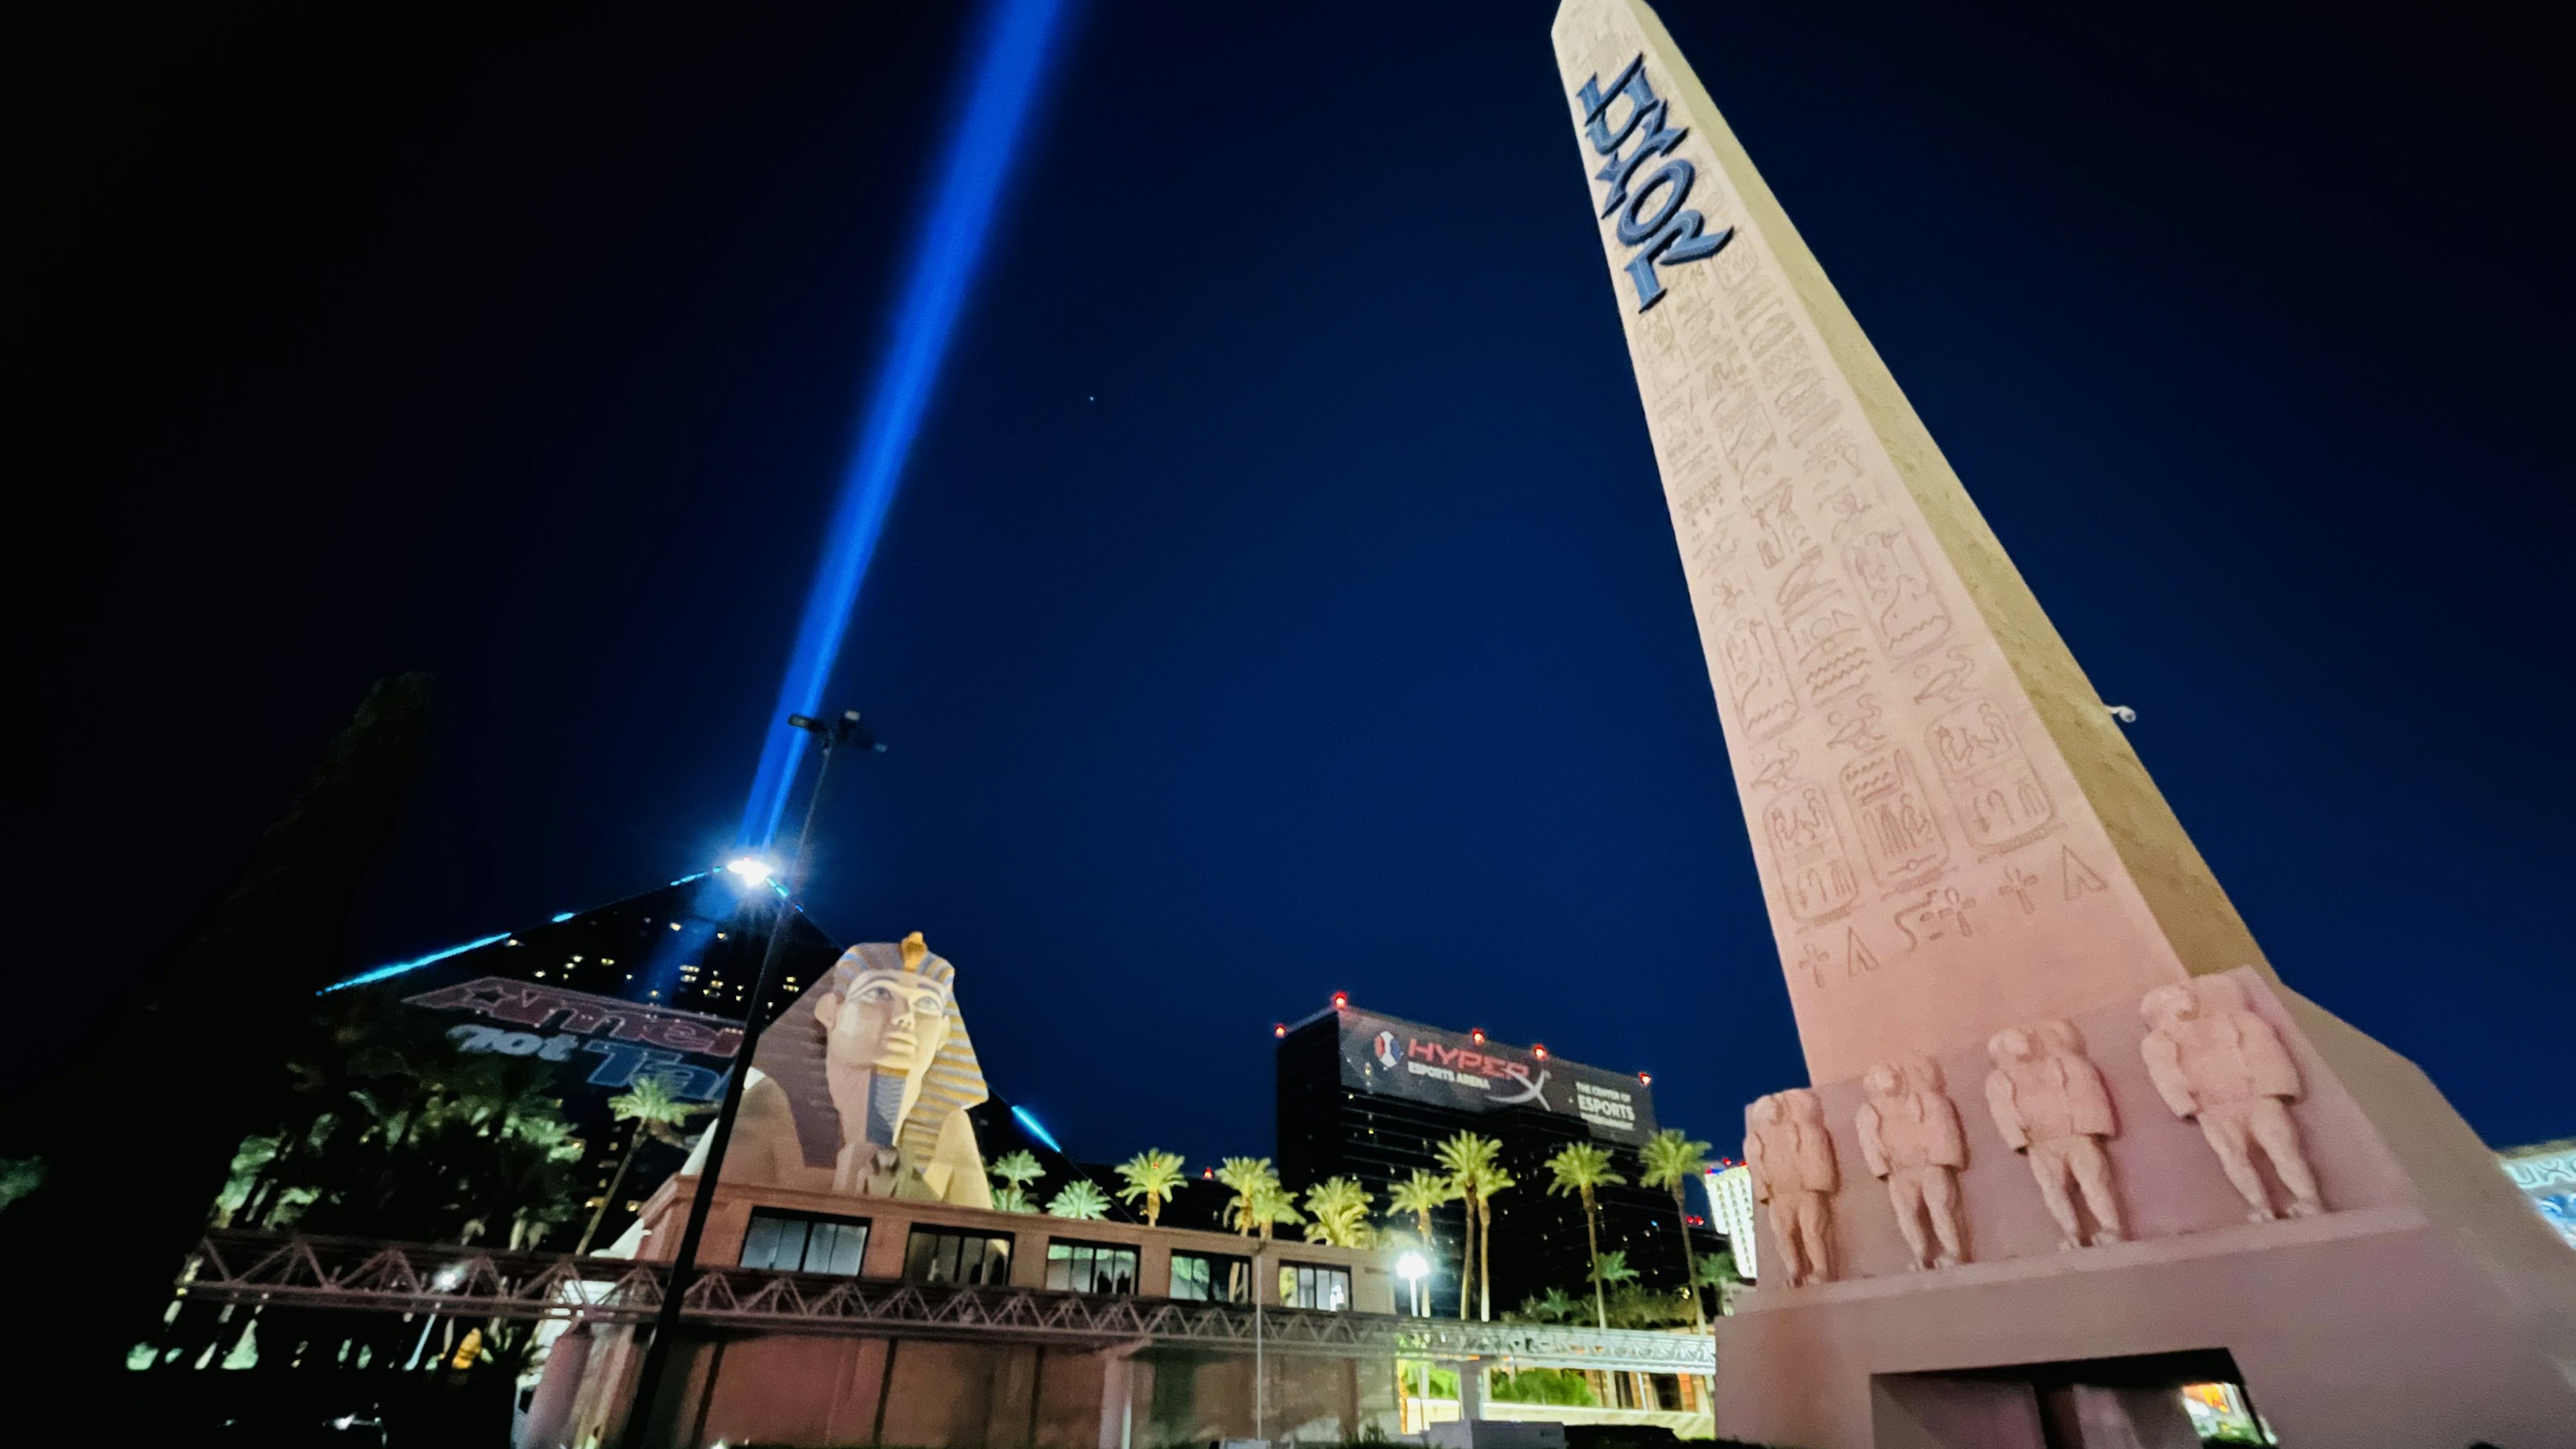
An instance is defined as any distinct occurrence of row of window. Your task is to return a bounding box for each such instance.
[739,1210,1350,1309]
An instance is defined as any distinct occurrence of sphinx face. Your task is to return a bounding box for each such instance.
[1863,1064,1902,1099]
[822,968,954,1079]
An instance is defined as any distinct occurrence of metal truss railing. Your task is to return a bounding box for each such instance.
[178,1231,1713,1374]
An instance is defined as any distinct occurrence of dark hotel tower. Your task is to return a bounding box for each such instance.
[1275,1001,1725,1320]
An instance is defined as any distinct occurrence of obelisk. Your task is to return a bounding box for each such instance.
[1550,4,2576,1446]
[1553,3,2261,1086]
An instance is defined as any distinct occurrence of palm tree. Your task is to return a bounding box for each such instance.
[1521,1285,1580,1324]
[1638,1128,1715,1326]
[1433,1132,1501,1320]
[1544,1141,1627,1328]
[1472,1162,1513,1322]
[1215,1157,1283,1239]
[1591,1248,1640,1290]
[1387,1169,1458,1313]
[1301,1177,1374,1248]
[989,1148,1044,1212]
[574,1077,706,1254]
[1046,1179,1110,1220]
[1245,1181,1303,1242]
[1114,1150,1186,1227]
[1697,1249,1746,1316]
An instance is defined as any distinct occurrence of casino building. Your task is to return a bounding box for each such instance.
[1276,1000,1726,1318]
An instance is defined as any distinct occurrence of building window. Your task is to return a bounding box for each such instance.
[1169,1251,1251,1303]
[739,1210,869,1276]
[904,1227,1014,1286]
[1277,1263,1350,1311]
[1044,1240,1139,1295]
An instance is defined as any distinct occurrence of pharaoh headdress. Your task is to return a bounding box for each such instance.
[755,933,989,1175]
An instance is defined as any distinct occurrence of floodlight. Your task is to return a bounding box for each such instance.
[724,856,775,888]
[1395,1251,1428,1282]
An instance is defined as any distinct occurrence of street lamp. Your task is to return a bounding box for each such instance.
[1395,1250,1429,1317]
[620,708,884,1449]
[1393,1250,1434,1433]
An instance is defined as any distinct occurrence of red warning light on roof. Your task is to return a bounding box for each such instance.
[1273,1023,1287,1038]
[1332,991,1348,1009]
[1638,1071,1652,1085]
[1470,1028,1485,1045]
[1533,1044,1548,1060]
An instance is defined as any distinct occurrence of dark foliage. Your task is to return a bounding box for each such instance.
[0,675,434,1398]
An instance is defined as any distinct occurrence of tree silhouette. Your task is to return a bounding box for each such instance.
[1546,1142,1627,1328]
[1638,1128,1715,1326]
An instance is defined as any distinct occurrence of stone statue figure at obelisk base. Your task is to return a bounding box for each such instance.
[1550,3,2576,1446]
[1855,1056,1970,1271]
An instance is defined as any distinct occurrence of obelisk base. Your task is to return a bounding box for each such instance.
[1715,977,2576,1448]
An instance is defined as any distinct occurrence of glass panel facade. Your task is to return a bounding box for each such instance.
[1278,1262,1350,1311]
[739,1210,869,1275]
[1043,1240,1139,1295]
[904,1227,1015,1285]
[1169,1250,1251,1303]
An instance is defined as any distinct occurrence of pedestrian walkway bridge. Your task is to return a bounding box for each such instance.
[178,1230,1713,1375]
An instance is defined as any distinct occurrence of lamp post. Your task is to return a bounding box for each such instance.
[1394,1249,1431,1434]
[617,710,883,1449]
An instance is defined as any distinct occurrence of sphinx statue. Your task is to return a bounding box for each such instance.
[1745,1087,1840,1287]
[692,932,992,1207]
[1855,1055,1968,1269]
[2141,974,2323,1222]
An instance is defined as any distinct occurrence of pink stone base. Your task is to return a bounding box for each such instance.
[1717,977,2576,1448]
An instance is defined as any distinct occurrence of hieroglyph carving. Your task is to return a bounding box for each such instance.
[1985,1021,2127,1248]
[1839,748,1949,888]
[2140,975,2324,1222]
[1767,784,1860,924]
[1854,1056,1969,1269]
[1744,1088,1840,1286]
[1924,698,2056,853]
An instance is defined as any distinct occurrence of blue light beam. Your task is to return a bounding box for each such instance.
[739,0,1075,848]
[323,933,513,994]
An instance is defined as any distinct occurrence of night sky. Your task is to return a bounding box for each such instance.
[10,1,2569,1167]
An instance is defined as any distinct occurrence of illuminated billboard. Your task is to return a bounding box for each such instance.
[1334,1007,1656,1145]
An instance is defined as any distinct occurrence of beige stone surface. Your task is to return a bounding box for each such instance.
[1550,0,2265,1082]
